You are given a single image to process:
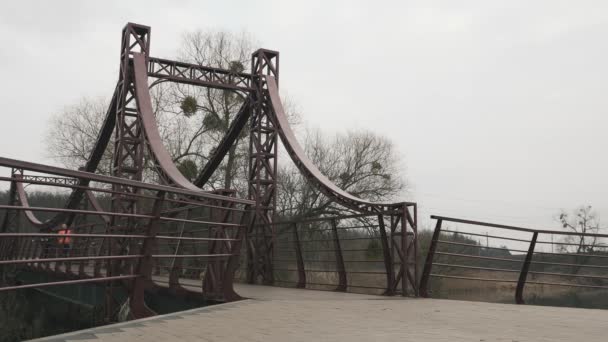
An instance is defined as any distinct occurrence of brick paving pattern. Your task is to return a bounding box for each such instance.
[33,284,608,342]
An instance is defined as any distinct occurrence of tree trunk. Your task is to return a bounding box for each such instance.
[223,143,237,190]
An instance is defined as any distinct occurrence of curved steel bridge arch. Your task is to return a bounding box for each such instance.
[0,22,418,320]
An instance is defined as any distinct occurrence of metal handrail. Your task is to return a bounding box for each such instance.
[420,215,608,304]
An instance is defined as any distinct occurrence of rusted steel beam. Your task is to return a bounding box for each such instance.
[419,218,442,297]
[402,206,418,296]
[247,49,279,285]
[411,204,419,296]
[0,254,143,265]
[1,173,19,233]
[203,194,240,297]
[134,52,213,193]
[18,175,78,186]
[0,157,254,205]
[0,176,252,211]
[330,219,347,292]
[0,205,244,227]
[388,215,400,295]
[292,223,306,288]
[195,99,252,187]
[0,275,138,292]
[112,29,151,290]
[397,213,407,296]
[222,205,253,301]
[0,233,147,238]
[431,215,608,238]
[154,254,233,258]
[148,57,254,92]
[106,33,150,318]
[204,202,226,295]
[111,23,148,228]
[168,257,183,291]
[14,176,44,227]
[377,215,394,295]
[168,210,191,293]
[16,239,26,260]
[515,232,538,304]
[130,191,165,318]
[30,240,40,262]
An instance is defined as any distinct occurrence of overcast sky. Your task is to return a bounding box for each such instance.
[1,0,607,233]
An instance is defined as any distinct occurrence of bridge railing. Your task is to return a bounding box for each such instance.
[254,208,418,296]
[419,215,608,305]
[0,157,253,317]
[0,232,147,289]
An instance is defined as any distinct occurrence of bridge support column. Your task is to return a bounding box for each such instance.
[398,204,419,296]
[107,22,151,322]
[247,49,279,285]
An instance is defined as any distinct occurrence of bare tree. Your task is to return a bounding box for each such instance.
[169,29,255,193]
[44,29,260,193]
[45,97,112,174]
[153,28,300,195]
[276,128,407,219]
[558,205,602,254]
[44,29,396,213]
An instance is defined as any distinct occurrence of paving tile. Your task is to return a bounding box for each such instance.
[30,283,608,342]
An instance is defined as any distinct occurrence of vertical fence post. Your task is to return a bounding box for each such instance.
[412,204,419,296]
[0,239,4,260]
[94,232,106,277]
[169,209,190,292]
[1,240,7,260]
[331,219,347,291]
[203,202,221,295]
[515,231,538,304]
[377,215,394,295]
[30,239,39,268]
[26,240,32,261]
[2,239,8,260]
[203,196,237,297]
[419,218,442,297]
[0,239,6,260]
[44,238,51,271]
[402,209,410,296]
[130,190,165,319]
[292,223,306,288]
[16,239,24,265]
[53,239,60,273]
[82,224,95,276]
[246,222,256,284]
[222,205,253,301]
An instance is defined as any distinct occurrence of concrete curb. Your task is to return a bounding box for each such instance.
[28,299,251,342]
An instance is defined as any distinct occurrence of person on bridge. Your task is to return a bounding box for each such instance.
[57,223,72,258]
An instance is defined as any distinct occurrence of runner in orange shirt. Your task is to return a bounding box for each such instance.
[57,223,72,257]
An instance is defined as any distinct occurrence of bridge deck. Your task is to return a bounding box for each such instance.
[32,283,607,342]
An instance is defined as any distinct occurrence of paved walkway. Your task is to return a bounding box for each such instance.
[33,284,608,342]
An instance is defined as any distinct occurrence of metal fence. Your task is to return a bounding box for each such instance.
[254,207,418,296]
[420,215,608,305]
[0,157,252,319]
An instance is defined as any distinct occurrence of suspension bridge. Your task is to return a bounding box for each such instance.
[1,23,607,341]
